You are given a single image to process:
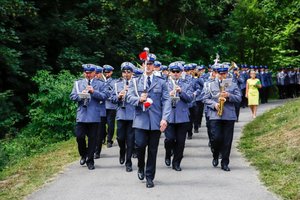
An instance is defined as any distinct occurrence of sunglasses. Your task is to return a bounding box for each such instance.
[146,62,154,65]
[104,71,110,73]
[172,71,181,73]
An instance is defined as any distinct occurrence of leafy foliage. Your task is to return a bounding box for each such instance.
[0,91,22,139]
[0,70,77,170]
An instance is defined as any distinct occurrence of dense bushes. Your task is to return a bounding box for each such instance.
[0,70,78,170]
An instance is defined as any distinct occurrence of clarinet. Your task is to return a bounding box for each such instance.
[83,80,90,107]
[121,80,128,109]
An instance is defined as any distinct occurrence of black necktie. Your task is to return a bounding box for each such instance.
[88,80,91,86]
[126,80,129,86]
[147,76,151,89]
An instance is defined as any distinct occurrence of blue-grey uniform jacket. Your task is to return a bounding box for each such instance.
[259,72,269,87]
[276,71,287,86]
[288,71,297,84]
[127,75,171,130]
[194,77,205,102]
[96,78,107,117]
[105,77,118,110]
[70,78,109,123]
[167,78,193,123]
[240,71,249,90]
[202,78,242,121]
[232,73,244,89]
[111,78,134,121]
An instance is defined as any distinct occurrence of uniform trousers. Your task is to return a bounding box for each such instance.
[135,129,161,181]
[75,122,98,164]
[95,116,106,153]
[188,105,197,137]
[164,122,189,167]
[117,120,134,167]
[194,101,204,130]
[234,102,241,121]
[103,109,116,143]
[259,87,268,103]
[210,120,235,166]
[241,88,248,108]
[205,115,212,143]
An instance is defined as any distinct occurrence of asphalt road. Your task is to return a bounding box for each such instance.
[27,100,284,200]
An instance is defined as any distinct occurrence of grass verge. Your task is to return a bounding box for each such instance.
[0,138,78,200]
[239,99,300,200]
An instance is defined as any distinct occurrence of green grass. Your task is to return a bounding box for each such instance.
[239,98,300,200]
[0,138,78,200]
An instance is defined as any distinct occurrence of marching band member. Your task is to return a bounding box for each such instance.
[240,65,249,108]
[111,62,136,172]
[127,53,171,188]
[70,64,109,170]
[202,63,241,172]
[164,62,193,171]
[153,61,162,77]
[202,64,218,148]
[103,65,117,148]
[94,65,107,159]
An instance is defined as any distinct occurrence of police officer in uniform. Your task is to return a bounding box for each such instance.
[161,65,169,80]
[127,53,171,188]
[153,61,163,77]
[164,62,193,171]
[183,64,197,139]
[94,65,107,159]
[103,65,117,148]
[193,65,205,133]
[240,65,249,108]
[111,62,136,172]
[201,64,219,148]
[276,68,287,99]
[259,66,268,104]
[70,64,109,170]
[232,67,244,121]
[203,63,242,171]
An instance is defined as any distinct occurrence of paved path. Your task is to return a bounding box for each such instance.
[27,100,285,200]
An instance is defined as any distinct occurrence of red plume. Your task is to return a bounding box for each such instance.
[139,51,148,61]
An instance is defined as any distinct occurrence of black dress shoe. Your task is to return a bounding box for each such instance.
[172,165,182,171]
[194,129,199,133]
[212,158,219,167]
[119,155,125,165]
[165,157,171,166]
[146,179,154,188]
[94,153,100,159]
[137,168,145,180]
[87,163,95,170]
[187,135,192,140]
[126,165,133,172]
[80,157,86,165]
[221,165,231,171]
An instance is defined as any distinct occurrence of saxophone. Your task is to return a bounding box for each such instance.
[217,81,227,116]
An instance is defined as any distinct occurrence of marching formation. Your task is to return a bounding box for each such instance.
[70,48,299,188]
